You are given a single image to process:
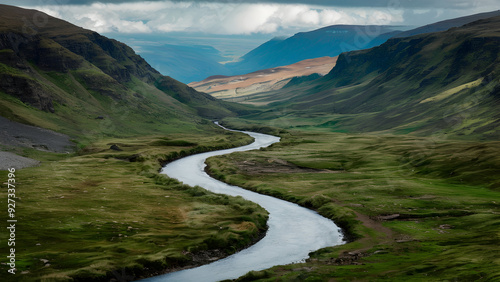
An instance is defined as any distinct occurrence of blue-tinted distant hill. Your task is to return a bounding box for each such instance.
[225,25,402,75]
[139,43,232,84]
[108,33,269,84]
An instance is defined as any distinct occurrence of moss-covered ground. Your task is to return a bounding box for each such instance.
[206,129,500,281]
[0,129,269,281]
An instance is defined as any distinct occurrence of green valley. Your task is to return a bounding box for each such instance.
[205,13,500,281]
[206,130,500,281]
[1,3,500,282]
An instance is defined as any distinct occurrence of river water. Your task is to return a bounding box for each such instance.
[143,127,344,282]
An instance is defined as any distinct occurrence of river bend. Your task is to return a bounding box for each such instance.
[143,127,344,281]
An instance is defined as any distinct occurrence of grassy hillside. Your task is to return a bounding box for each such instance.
[0,4,255,143]
[231,15,500,140]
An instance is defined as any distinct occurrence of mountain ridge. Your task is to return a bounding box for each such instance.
[231,14,500,140]
[394,10,500,38]
[0,4,249,142]
[225,25,400,75]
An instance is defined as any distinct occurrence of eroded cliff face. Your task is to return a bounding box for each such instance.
[0,36,55,112]
[0,73,54,112]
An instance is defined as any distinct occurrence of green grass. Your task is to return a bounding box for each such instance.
[0,12,268,280]
[205,130,500,281]
[0,63,207,146]
[0,130,269,281]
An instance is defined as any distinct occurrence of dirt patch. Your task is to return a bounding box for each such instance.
[326,250,367,266]
[330,197,397,248]
[355,210,396,242]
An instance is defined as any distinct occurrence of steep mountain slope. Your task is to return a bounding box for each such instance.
[237,15,500,140]
[0,4,246,143]
[226,25,400,75]
[189,56,337,100]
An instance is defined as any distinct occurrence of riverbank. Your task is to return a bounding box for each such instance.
[147,128,342,282]
[0,129,270,281]
[205,130,500,281]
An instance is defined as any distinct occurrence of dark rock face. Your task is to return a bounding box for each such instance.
[0,34,56,112]
[0,33,83,72]
[0,47,29,71]
[53,32,158,84]
[0,73,54,112]
[0,32,29,53]
[29,38,84,72]
[0,30,128,110]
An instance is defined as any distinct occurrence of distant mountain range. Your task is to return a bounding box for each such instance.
[3,4,499,142]
[227,10,500,78]
[105,11,500,85]
[111,25,398,84]
[240,13,500,139]
[0,4,249,141]
[224,25,401,76]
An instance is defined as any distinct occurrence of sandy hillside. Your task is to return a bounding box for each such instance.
[189,56,337,99]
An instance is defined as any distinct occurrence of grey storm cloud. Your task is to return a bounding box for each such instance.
[5,0,499,35]
[3,0,491,9]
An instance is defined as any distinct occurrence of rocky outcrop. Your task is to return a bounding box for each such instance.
[0,73,54,112]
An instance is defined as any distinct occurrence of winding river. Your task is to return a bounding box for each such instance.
[143,125,344,282]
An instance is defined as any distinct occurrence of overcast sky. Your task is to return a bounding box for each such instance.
[5,0,500,35]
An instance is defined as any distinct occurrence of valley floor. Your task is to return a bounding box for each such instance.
[206,126,500,281]
[2,117,499,281]
[0,129,269,281]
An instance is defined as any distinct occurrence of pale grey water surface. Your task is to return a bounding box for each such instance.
[144,126,344,282]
